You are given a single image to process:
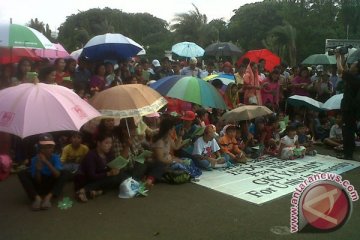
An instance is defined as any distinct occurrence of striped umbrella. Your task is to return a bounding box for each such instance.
[150,75,227,109]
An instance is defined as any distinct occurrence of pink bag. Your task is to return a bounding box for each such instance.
[0,155,12,181]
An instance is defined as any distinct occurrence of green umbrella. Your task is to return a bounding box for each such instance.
[301,54,336,65]
[0,23,55,49]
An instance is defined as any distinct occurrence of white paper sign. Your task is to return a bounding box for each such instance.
[195,155,360,205]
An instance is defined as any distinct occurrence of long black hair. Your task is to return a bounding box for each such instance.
[152,118,176,143]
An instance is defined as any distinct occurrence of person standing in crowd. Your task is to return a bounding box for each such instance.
[18,134,67,210]
[90,63,106,94]
[243,62,262,105]
[261,69,280,110]
[73,56,91,92]
[180,57,202,77]
[200,61,216,78]
[315,72,333,102]
[54,58,68,86]
[12,58,32,85]
[38,65,56,84]
[291,66,311,96]
[329,66,339,95]
[0,64,14,89]
[337,53,360,160]
[150,59,162,80]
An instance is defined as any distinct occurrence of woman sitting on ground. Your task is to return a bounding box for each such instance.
[74,134,127,202]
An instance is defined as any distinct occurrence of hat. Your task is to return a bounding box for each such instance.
[39,133,55,145]
[181,111,196,121]
[316,65,324,72]
[152,59,161,67]
[190,57,197,64]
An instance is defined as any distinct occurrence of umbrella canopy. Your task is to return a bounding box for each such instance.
[221,105,273,122]
[203,73,235,85]
[90,84,167,118]
[81,33,144,61]
[150,75,227,109]
[287,95,323,111]
[322,94,343,110]
[0,83,100,138]
[0,47,40,64]
[70,48,83,60]
[204,42,242,57]
[347,49,360,64]
[0,23,55,49]
[301,54,336,65]
[34,43,70,59]
[171,42,204,58]
[237,49,280,71]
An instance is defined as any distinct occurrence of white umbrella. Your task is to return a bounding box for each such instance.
[70,48,83,60]
[322,94,343,110]
[287,95,323,111]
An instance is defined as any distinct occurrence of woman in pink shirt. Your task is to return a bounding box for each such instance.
[291,67,311,96]
[243,62,262,105]
[261,69,280,110]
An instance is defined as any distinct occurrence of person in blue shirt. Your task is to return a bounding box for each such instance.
[18,133,67,211]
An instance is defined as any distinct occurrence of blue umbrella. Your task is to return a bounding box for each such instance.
[81,33,144,60]
[171,42,204,58]
[150,75,227,109]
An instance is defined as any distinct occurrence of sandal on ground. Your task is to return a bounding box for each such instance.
[90,190,103,199]
[76,189,88,203]
[31,198,42,211]
[41,200,52,210]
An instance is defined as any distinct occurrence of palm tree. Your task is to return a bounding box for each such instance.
[171,4,216,46]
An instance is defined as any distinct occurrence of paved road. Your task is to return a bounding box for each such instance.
[0,147,359,240]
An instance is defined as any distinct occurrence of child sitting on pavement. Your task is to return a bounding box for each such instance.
[219,125,247,164]
[297,124,317,156]
[324,114,343,151]
[278,126,306,160]
[61,132,89,174]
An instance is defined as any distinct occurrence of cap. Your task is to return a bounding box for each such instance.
[152,59,161,67]
[181,111,196,121]
[316,65,324,72]
[38,133,55,145]
[190,57,197,64]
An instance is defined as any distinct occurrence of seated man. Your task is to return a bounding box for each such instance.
[219,125,247,164]
[18,133,67,211]
[192,125,226,170]
[324,114,343,150]
[61,132,89,173]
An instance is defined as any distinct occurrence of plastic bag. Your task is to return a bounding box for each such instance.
[118,177,148,199]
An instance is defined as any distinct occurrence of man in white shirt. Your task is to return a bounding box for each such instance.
[192,125,225,170]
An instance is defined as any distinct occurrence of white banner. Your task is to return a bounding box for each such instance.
[195,155,360,205]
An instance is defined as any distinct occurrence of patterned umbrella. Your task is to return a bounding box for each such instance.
[90,84,167,117]
[150,75,227,109]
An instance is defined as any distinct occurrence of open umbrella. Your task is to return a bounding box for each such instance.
[220,105,273,122]
[204,42,242,57]
[0,23,55,49]
[203,73,235,85]
[34,43,70,59]
[237,49,280,71]
[322,94,343,110]
[287,95,323,111]
[347,49,360,64]
[81,33,144,61]
[171,42,204,58]
[70,48,83,60]
[150,75,227,109]
[0,47,40,64]
[301,54,336,65]
[90,84,167,118]
[0,83,100,138]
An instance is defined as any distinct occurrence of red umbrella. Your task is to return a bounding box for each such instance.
[0,47,40,64]
[237,49,281,71]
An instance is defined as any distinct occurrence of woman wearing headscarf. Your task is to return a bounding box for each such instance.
[243,62,262,105]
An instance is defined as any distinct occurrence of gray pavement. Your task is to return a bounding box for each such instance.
[0,146,359,240]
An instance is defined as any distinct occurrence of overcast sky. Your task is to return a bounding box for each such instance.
[1,0,260,31]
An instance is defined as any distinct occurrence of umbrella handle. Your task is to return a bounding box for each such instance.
[125,119,131,137]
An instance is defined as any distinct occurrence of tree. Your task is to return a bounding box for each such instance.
[28,18,45,33]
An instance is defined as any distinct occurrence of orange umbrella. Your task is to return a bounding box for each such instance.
[90,84,167,118]
[237,49,280,71]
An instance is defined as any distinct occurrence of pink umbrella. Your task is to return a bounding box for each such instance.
[34,43,70,59]
[0,83,101,138]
